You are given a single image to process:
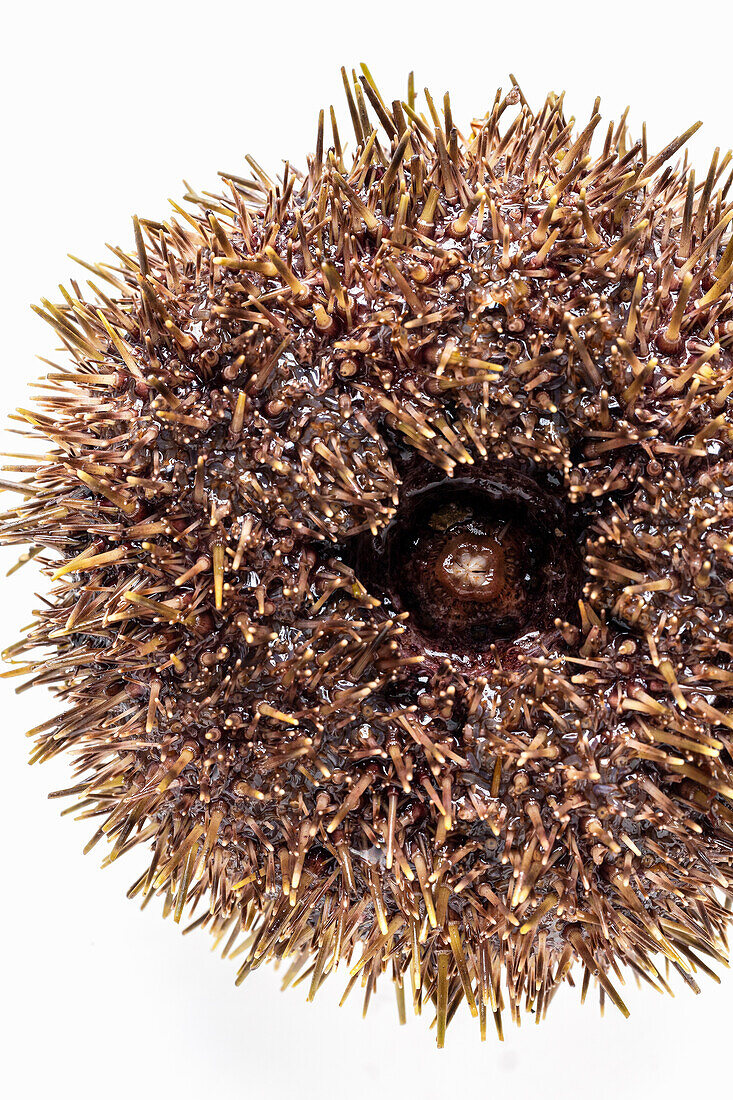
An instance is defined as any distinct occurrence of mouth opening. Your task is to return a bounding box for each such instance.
[349,461,583,654]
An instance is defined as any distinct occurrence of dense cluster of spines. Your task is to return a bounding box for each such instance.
[3,66,733,1044]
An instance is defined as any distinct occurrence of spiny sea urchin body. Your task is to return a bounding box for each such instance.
[3,67,733,1044]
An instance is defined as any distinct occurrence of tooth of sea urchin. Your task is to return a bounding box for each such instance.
[3,66,733,1045]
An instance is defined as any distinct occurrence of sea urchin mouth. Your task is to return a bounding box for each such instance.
[350,462,583,652]
[435,531,509,603]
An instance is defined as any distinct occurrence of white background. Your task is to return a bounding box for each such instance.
[1,1,731,1096]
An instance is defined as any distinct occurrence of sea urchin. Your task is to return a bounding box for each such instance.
[3,67,733,1044]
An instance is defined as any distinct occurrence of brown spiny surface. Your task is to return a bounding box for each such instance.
[3,67,733,1044]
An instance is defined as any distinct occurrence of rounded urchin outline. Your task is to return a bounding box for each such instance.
[2,66,733,1045]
